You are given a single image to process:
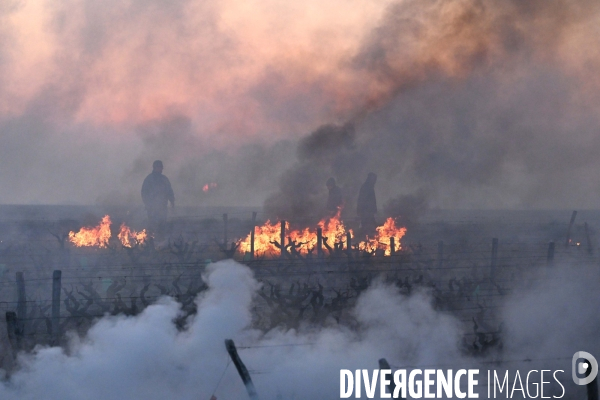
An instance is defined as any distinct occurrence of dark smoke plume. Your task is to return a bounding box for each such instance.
[383,190,429,228]
[260,0,600,217]
[2,0,600,211]
[264,123,360,223]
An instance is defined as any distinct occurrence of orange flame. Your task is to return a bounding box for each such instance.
[377,217,407,255]
[117,223,148,247]
[239,219,285,257]
[203,182,218,192]
[358,217,407,255]
[239,210,352,256]
[239,212,406,257]
[69,215,149,248]
[68,215,112,248]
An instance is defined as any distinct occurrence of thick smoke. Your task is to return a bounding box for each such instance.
[501,262,600,365]
[262,0,600,216]
[2,0,600,209]
[0,260,596,399]
[0,260,464,399]
[96,115,296,207]
[263,123,360,223]
[383,190,429,229]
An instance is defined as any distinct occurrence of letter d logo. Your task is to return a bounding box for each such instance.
[572,351,598,385]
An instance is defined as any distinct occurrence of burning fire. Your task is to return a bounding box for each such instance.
[239,211,406,257]
[203,182,217,192]
[117,223,148,248]
[239,210,351,256]
[68,215,112,248]
[358,217,407,255]
[68,215,147,248]
[240,219,286,256]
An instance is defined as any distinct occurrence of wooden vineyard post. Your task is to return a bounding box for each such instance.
[490,238,498,281]
[547,241,555,266]
[16,272,26,334]
[316,227,323,258]
[390,237,396,257]
[566,210,577,248]
[250,211,257,259]
[223,213,228,248]
[280,220,286,259]
[5,311,20,354]
[52,270,62,339]
[61,247,70,269]
[224,339,260,400]
[346,232,352,258]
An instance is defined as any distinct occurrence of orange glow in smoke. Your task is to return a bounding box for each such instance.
[68,215,112,248]
[203,182,218,192]
[69,215,148,248]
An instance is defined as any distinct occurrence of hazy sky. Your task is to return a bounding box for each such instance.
[2,0,600,208]
[1,0,390,139]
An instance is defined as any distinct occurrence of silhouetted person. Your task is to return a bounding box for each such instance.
[357,172,377,234]
[326,177,343,216]
[141,160,174,230]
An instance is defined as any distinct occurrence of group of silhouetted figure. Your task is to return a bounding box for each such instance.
[141,159,380,236]
[326,172,379,235]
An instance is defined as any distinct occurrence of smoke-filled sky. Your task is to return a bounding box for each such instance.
[2,0,600,209]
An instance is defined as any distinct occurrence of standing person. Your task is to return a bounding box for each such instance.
[141,160,174,231]
[357,172,377,234]
[325,177,343,216]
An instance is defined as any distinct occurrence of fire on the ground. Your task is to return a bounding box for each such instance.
[67,212,407,256]
[68,215,147,248]
[239,211,407,257]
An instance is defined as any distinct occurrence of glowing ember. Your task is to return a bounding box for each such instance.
[68,215,112,248]
[358,235,378,254]
[117,223,147,247]
[203,182,217,192]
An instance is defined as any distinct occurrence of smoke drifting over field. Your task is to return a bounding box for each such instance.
[2,0,600,209]
[0,260,597,399]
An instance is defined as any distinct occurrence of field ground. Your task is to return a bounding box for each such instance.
[0,205,598,374]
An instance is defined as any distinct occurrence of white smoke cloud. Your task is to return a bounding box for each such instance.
[0,260,467,399]
[501,262,600,367]
[0,259,597,399]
